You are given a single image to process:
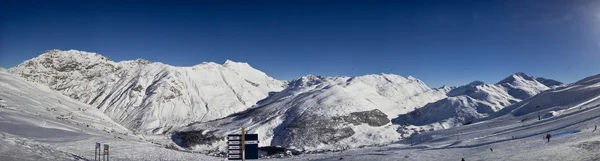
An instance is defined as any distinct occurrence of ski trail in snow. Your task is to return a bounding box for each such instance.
[364,98,380,108]
[565,93,600,111]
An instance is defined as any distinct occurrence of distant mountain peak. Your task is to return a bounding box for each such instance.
[514,72,527,77]
[223,59,236,64]
[40,49,109,59]
[222,59,251,67]
[135,58,151,65]
[288,74,325,87]
[496,72,562,87]
[497,72,534,84]
[407,75,417,80]
[468,80,485,86]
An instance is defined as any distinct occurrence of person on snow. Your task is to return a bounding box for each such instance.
[545,133,551,142]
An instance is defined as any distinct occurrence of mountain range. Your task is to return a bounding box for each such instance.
[5,49,571,153]
[8,49,286,134]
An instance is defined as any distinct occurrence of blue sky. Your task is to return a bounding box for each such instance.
[1,0,600,87]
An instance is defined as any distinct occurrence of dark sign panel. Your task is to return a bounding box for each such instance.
[228,134,259,160]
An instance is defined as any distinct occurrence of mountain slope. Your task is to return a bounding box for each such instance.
[0,70,226,161]
[499,73,600,118]
[393,73,562,132]
[275,73,600,161]
[8,49,286,134]
[0,70,130,137]
[175,74,449,152]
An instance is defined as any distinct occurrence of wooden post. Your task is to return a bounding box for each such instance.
[242,127,245,161]
[536,105,540,120]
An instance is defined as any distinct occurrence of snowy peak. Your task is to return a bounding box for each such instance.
[497,72,562,87]
[397,73,561,133]
[496,72,535,85]
[222,59,249,67]
[499,72,600,120]
[135,58,152,65]
[38,49,113,64]
[468,80,485,86]
[407,75,418,81]
[8,49,287,134]
[19,49,115,69]
[288,74,326,88]
[9,49,118,88]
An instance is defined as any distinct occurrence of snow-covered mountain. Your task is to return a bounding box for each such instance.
[8,49,287,134]
[499,73,600,118]
[393,72,562,132]
[0,70,130,136]
[174,74,449,153]
[0,70,226,161]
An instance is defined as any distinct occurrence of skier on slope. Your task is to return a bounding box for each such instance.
[545,133,551,142]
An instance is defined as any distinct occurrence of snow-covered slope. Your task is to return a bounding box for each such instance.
[499,73,600,118]
[8,49,286,134]
[175,74,449,153]
[0,70,130,135]
[271,72,600,161]
[0,70,226,161]
[393,72,561,132]
[0,70,130,160]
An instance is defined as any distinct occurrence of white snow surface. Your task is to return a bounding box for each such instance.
[179,74,449,152]
[0,70,130,135]
[8,49,287,134]
[0,70,225,161]
[266,72,600,161]
[394,72,561,133]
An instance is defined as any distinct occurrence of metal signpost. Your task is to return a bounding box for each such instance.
[228,128,259,160]
[103,144,109,161]
[95,142,101,161]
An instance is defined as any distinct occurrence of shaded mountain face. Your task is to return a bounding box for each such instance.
[8,49,286,134]
[393,72,562,132]
[534,77,563,87]
[175,74,449,152]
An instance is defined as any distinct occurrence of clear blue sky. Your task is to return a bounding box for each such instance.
[1,0,600,87]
